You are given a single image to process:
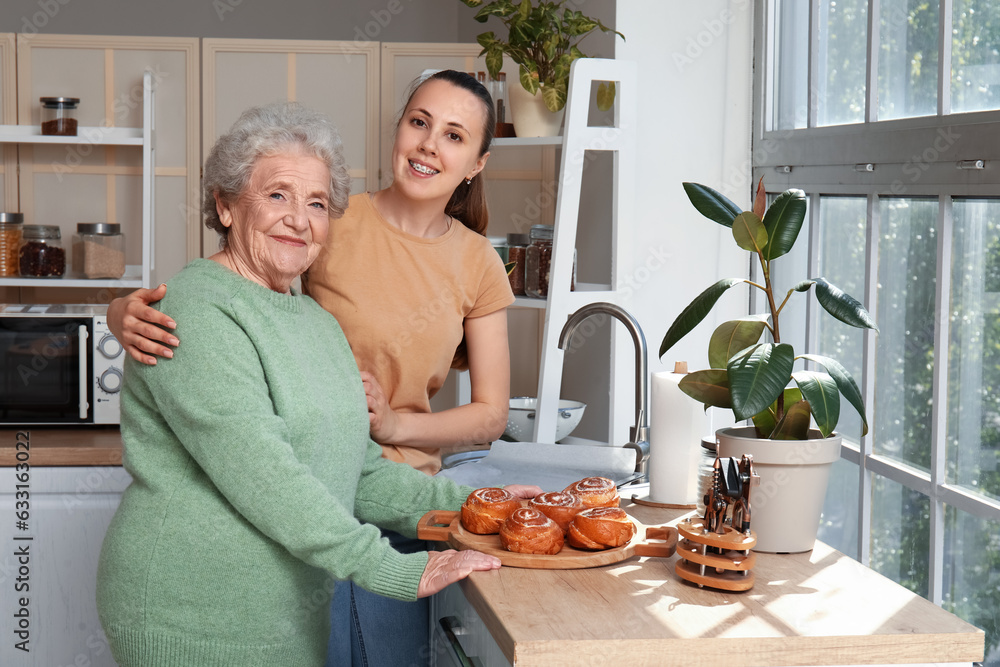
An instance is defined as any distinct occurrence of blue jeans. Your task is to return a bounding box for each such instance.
[326,530,431,667]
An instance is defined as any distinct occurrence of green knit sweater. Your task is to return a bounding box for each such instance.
[97,259,473,666]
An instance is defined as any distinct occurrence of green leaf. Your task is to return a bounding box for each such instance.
[682,182,742,228]
[484,45,504,79]
[751,387,802,437]
[800,353,868,436]
[476,31,498,49]
[813,278,879,331]
[761,189,807,260]
[517,0,531,20]
[541,81,567,111]
[792,370,839,437]
[519,64,540,95]
[678,369,732,409]
[504,261,516,275]
[659,278,743,357]
[707,317,768,369]
[732,211,767,253]
[727,343,794,422]
[596,81,615,111]
[769,399,813,439]
[791,279,815,293]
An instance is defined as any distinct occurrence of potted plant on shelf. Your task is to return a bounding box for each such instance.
[659,180,878,553]
[459,0,624,137]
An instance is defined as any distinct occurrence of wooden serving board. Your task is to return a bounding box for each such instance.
[417,509,677,569]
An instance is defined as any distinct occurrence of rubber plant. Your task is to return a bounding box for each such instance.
[659,180,879,440]
[459,0,624,112]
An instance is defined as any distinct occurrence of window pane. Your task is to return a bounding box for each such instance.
[874,198,937,472]
[819,457,860,556]
[943,505,1000,662]
[952,0,1000,113]
[870,474,930,597]
[878,0,939,120]
[948,199,1000,503]
[773,0,810,130]
[817,0,868,126]
[816,197,868,444]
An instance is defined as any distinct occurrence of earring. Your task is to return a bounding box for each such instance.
[466,178,472,185]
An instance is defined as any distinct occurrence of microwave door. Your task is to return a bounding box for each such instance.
[77,324,89,420]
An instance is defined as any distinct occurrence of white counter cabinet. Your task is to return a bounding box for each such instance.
[0,465,131,667]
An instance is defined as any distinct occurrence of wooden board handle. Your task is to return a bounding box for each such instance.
[417,510,459,542]
[632,526,678,559]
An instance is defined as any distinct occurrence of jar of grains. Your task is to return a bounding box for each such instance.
[0,213,24,276]
[505,232,528,296]
[19,225,65,277]
[40,97,79,136]
[524,224,554,298]
[73,223,126,279]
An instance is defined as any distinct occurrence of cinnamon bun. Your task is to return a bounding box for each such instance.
[566,506,636,550]
[499,507,564,555]
[460,487,520,535]
[562,476,620,509]
[528,491,584,535]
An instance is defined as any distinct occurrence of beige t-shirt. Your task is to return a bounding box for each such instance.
[304,193,514,475]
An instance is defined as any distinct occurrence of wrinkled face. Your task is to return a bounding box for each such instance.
[391,78,490,204]
[217,150,331,292]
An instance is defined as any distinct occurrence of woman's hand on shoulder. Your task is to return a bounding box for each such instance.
[108,284,178,365]
[417,549,501,598]
[361,371,399,442]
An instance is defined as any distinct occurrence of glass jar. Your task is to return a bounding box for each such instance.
[488,235,508,263]
[73,223,126,279]
[0,213,24,276]
[505,232,528,296]
[40,97,80,136]
[524,224,554,298]
[19,225,65,277]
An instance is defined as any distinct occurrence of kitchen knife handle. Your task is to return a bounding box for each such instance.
[632,526,678,559]
[417,509,459,542]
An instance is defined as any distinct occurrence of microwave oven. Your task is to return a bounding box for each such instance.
[0,304,122,426]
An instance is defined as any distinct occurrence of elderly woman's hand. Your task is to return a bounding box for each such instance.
[108,284,179,365]
[417,549,501,598]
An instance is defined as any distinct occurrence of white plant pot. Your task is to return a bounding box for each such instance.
[508,82,565,138]
[715,426,841,554]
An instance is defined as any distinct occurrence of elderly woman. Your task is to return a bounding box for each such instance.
[96,102,533,666]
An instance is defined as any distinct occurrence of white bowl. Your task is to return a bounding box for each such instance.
[504,397,586,442]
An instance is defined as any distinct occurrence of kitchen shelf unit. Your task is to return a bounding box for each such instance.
[506,58,637,446]
[0,70,155,290]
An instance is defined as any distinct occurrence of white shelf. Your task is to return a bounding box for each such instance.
[0,124,143,146]
[493,136,562,147]
[0,265,143,288]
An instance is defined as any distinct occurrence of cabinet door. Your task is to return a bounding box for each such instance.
[13,35,200,297]
[0,465,132,667]
[202,38,380,257]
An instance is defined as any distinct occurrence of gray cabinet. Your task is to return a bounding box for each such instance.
[0,465,131,667]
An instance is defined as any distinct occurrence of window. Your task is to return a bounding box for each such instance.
[755,2,1000,662]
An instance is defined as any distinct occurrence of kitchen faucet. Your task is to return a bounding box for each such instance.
[558,302,650,475]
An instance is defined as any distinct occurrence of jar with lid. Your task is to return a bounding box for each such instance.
[0,213,24,277]
[524,224,554,298]
[19,225,65,277]
[73,223,126,279]
[488,235,508,263]
[505,232,528,296]
[40,97,80,136]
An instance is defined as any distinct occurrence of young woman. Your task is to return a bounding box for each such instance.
[107,70,514,666]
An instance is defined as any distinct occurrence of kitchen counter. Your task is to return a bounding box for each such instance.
[0,427,122,466]
[452,500,985,667]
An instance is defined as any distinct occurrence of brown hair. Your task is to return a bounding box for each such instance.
[399,70,496,235]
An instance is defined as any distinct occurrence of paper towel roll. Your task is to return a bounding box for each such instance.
[648,366,708,505]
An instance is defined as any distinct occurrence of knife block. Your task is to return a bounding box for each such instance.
[674,518,756,591]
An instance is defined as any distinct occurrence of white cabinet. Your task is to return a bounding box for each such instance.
[430,582,510,667]
[0,464,131,667]
[0,70,155,289]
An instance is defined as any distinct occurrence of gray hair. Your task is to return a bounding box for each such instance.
[202,101,352,244]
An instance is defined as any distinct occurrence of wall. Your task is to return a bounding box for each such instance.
[615,0,754,437]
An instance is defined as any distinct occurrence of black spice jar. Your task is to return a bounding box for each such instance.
[19,225,65,277]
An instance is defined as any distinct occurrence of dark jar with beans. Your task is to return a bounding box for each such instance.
[506,232,528,296]
[524,224,554,298]
[19,225,65,277]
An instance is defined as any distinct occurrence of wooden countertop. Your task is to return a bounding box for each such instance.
[0,427,122,466]
[458,501,985,667]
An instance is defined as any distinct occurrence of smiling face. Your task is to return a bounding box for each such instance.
[391,77,490,206]
[216,150,331,292]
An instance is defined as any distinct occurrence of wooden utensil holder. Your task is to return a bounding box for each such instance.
[674,517,756,591]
